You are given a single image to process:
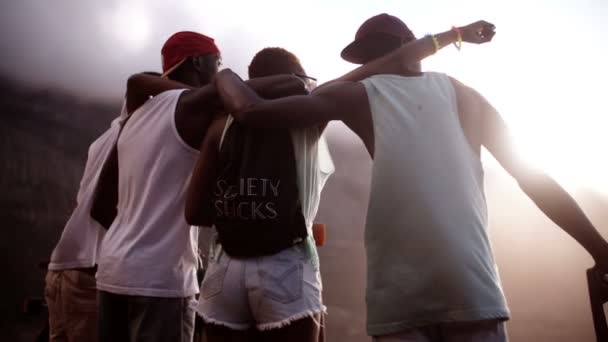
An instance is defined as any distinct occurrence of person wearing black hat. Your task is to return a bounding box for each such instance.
[212,14,608,342]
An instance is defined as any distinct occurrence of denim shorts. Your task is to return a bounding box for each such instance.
[196,242,325,331]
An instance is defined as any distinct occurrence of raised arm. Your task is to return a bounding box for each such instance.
[169,73,308,149]
[330,20,496,84]
[473,84,608,269]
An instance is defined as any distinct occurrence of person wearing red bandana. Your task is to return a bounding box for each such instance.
[91,30,308,342]
[92,31,221,342]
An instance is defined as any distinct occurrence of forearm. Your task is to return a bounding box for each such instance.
[231,95,325,128]
[335,30,459,83]
[216,71,308,111]
[126,74,192,113]
[520,173,608,260]
[246,74,308,99]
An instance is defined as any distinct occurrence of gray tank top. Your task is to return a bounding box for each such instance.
[361,73,509,336]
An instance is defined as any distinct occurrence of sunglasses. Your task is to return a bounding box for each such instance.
[293,73,318,91]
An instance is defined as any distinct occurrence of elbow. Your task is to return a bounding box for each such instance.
[126,74,143,95]
[185,211,205,227]
[230,99,270,126]
[126,74,145,113]
[185,202,213,227]
[515,168,547,196]
[184,203,202,226]
[231,110,252,125]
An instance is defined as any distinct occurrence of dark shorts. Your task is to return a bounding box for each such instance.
[98,291,195,342]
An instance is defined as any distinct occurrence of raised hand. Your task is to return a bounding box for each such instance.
[458,20,496,44]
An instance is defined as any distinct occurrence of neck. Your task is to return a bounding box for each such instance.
[399,70,423,77]
[171,72,203,87]
[183,75,202,87]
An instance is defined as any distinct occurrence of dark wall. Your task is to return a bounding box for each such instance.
[0,79,117,341]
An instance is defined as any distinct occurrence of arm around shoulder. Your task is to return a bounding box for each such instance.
[227,79,367,129]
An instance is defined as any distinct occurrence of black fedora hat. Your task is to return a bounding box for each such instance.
[341,13,416,64]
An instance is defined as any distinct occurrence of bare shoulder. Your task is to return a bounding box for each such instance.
[448,76,485,155]
[448,76,477,99]
[448,76,496,112]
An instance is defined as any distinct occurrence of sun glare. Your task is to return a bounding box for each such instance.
[429,38,607,195]
[498,74,608,194]
[101,3,150,52]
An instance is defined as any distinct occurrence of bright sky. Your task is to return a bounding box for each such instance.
[1,0,607,194]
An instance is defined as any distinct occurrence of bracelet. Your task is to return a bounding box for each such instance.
[426,34,440,53]
[452,26,462,51]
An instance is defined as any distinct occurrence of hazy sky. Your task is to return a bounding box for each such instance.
[1,0,607,193]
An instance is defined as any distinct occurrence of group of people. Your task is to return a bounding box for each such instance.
[44,13,608,342]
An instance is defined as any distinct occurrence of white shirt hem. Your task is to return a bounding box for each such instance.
[48,260,96,271]
[96,281,199,298]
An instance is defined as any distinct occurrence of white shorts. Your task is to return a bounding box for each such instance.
[196,242,325,331]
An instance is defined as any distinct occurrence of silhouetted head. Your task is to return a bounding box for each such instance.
[161,31,221,87]
[341,13,418,69]
[248,47,316,91]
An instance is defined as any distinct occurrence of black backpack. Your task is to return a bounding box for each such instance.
[211,121,308,257]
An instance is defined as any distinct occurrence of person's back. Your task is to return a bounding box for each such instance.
[94,31,222,342]
[96,89,199,296]
[361,72,508,334]
[45,107,126,342]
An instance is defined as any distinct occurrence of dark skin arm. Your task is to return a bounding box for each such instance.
[125,73,307,149]
[322,20,495,86]
[185,115,226,226]
[92,73,305,228]
[214,20,496,155]
[176,74,308,148]
[454,80,608,272]
[125,74,193,114]
[215,72,374,155]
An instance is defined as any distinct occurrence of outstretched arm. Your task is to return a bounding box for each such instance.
[329,20,496,85]
[476,87,608,269]
[176,73,308,148]
[126,72,308,114]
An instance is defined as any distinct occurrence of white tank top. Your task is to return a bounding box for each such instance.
[96,90,200,298]
[361,73,509,335]
[48,104,128,270]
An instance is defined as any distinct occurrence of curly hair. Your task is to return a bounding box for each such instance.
[248,47,305,78]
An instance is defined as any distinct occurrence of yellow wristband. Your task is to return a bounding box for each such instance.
[427,34,440,53]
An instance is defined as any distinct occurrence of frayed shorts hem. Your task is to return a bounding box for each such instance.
[199,306,326,331]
